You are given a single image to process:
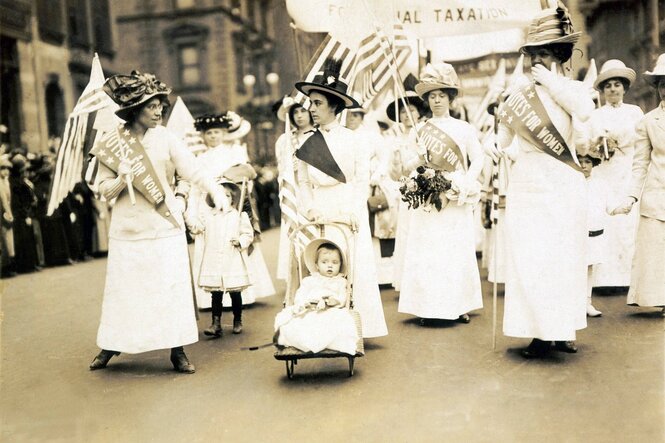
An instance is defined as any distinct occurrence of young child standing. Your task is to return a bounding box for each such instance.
[197,181,253,336]
[581,153,609,317]
[274,241,359,355]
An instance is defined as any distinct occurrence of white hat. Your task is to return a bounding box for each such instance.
[302,228,348,276]
[594,59,636,91]
[414,63,460,98]
[520,4,581,52]
[644,53,665,88]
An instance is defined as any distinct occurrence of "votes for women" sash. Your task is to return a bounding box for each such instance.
[417,122,466,172]
[90,125,180,228]
[499,83,582,172]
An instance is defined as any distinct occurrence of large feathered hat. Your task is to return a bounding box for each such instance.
[520,3,581,52]
[295,57,360,109]
[103,71,171,121]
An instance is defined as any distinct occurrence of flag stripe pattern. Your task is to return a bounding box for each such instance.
[352,23,412,108]
[47,56,114,216]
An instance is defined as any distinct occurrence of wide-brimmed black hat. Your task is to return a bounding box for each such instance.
[103,71,171,121]
[295,58,359,109]
[194,111,251,140]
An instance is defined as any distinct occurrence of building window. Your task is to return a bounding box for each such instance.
[37,0,65,44]
[45,76,66,137]
[67,0,90,48]
[178,45,201,86]
[92,0,113,55]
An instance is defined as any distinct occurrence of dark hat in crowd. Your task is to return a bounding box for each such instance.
[10,154,27,172]
[295,57,360,109]
[194,111,251,141]
[103,70,172,121]
[385,73,425,122]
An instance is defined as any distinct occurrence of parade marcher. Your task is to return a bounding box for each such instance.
[386,88,425,291]
[586,59,644,289]
[294,57,388,338]
[186,112,275,312]
[0,155,16,277]
[611,54,665,315]
[274,97,315,281]
[397,63,484,324]
[89,71,229,373]
[9,154,40,273]
[580,152,609,317]
[488,5,595,358]
[196,181,253,337]
[347,105,399,285]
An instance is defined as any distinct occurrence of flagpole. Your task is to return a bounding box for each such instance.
[491,98,502,351]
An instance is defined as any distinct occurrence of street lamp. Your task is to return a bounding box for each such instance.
[266,72,279,101]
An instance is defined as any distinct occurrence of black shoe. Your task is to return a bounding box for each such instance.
[170,347,195,374]
[89,350,120,370]
[458,314,471,323]
[521,339,551,359]
[232,319,243,334]
[553,341,578,353]
[203,316,222,337]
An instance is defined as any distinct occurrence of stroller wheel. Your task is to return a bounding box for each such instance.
[348,357,355,377]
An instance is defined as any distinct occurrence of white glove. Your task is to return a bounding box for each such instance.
[531,64,557,89]
[117,158,133,181]
[185,214,204,235]
[483,141,503,163]
[610,197,636,216]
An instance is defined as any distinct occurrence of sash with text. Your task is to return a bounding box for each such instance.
[417,121,466,172]
[500,83,582,172]
[90,126,180,228]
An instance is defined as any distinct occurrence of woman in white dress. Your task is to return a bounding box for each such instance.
[274,98,315,281]
[89,71,227,373]
[489,6,595,358]
[186,113,275,312]
[586,59,644,289]
[397,63,484,324]
[294,57,388,338]
[386,90,424,291]
[611,54,665,315]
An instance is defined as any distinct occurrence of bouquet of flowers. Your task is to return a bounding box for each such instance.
[399,166,452,211]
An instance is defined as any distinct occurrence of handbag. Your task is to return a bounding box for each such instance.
[367,185,388,214]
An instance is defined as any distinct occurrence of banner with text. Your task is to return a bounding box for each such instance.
[417,122,466,172]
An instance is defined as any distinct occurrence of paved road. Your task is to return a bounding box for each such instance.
[1,228,663,442]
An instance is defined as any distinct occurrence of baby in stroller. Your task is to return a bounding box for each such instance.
[274,240,359,355]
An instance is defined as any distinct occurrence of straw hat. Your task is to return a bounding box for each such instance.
[295,57,360,109]
[302,229,348,276]
[103,71,171,121]
[644,53,665,87]
[414,63,460,98]
[594,59,636,91]
[520,4,581,52]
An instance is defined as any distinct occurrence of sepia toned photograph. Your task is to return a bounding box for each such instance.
[1,0,663,441]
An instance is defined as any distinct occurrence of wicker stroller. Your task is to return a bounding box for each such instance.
[274,221,364,379]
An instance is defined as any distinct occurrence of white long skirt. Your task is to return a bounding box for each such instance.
[591,152,639,287]
[193,234,275,309]
[627,216,665,307]
[398,203,483,319]
[503,153,587,341]
[96,234,198,354]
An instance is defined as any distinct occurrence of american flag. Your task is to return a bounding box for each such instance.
[47,54,117,215]
[351,23,412,109]
[292,34,357,107]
